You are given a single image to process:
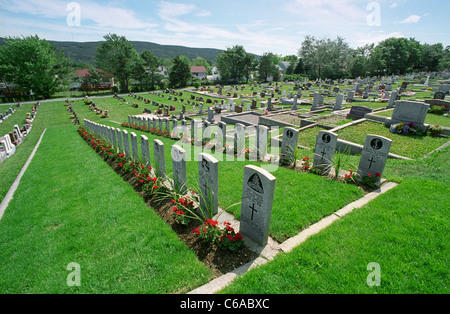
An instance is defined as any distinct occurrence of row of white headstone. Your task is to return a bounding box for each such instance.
[82,118,277,247]
[127,115,280,161]
[0,123,33,163]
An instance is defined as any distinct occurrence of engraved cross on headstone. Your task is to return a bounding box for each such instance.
[249,203,258,220]
[368,157,376,169]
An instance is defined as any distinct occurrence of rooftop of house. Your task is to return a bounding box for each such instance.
[190,66,207,73]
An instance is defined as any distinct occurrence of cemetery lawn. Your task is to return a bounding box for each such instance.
[220,177,449,294]
[336,120,449,159]
[374,109,450,128]
[0,101,211,293]
[108,123,365,243]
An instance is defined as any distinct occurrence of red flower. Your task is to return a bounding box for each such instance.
[375,172,381,177]
[139,179,144,184]
[153,185,158,190]
[172,207,179,212]
[118,163,123,167]
[171,199,176,204]
[192,228,200,235]
[205,219,218,227]
[368,173,371,177]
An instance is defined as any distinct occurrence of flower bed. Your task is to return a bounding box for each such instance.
[77,126,258,278]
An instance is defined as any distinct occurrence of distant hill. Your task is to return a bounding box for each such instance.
[0,37,225,65]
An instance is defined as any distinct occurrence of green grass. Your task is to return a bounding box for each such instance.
[297,126,326,148]
[0,111,211,293]
[374,109,450,128]
[111,123,364,243]
[220,177,449,294]
[1,84,448,294]
[336,121,449,159]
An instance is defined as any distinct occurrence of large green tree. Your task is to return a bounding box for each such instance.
[258,52,279,82]
[298,36,351,79]
[168,55,191,88]
[216,45,248,82]
[0,35,70,99]
[95,33,138,93]
[141,50,162,91]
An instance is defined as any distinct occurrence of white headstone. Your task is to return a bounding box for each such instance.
[172,145,187,194]
[141,135,151,167]
[122,130,131,158]
[153,139,166,177]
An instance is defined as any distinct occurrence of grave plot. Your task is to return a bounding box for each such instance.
[336,120,449,159]
[374,108,450,129]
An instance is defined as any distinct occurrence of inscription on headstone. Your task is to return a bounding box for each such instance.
[239,165,276,246]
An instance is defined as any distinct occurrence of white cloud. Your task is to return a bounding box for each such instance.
[281,0,367,25]
[196,10,211,17]
[352,31,404,47]
[0,0,157,29]
[390,3,398,8]
[399,15,421,24]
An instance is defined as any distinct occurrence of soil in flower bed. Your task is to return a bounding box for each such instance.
[107,160,259,279]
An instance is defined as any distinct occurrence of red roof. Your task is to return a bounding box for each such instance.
[190,66,207,73]
[75,69,112,78]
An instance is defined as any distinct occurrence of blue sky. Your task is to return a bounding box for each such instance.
[0,0,448,56]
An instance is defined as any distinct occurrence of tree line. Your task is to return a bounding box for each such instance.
[1,33,449,100]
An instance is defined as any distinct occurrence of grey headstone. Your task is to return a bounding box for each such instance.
[239,165,276,246]
[257,125,269,161]
[234,123,246,156]
[280,127,299,165]
[313,131,338,174]
[198,153,219,218]
[357,135,392,186]
[385,100,429,132]
[333,94,344,111]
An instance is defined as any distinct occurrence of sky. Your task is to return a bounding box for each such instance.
[0,0,449,56]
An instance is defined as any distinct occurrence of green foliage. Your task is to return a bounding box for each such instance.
[95,33,139,93]
[168,55,191,88]
[258,52,279,82]
[0,35,71,98]
[216,45,249,83]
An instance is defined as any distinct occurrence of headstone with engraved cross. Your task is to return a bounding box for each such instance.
[313,131,338,174]
[172,145,187,194]
[357,134,392,186]
[198,153,219,218]
[239,165,276,246]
